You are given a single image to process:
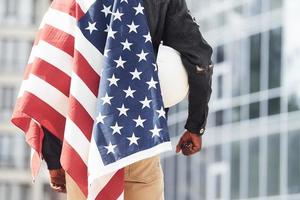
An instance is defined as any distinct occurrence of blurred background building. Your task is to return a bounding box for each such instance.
[0,0,299,200]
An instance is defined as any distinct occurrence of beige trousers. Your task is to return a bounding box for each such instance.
[66,156,164,200]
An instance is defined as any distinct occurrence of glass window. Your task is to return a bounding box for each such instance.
[288,94,300,112]
[250,34,261,93]
[230,142,240,199]
[0,86,17,113]
[4,0,18,17]
[248,0,263,16]
[288,130,300,194]
[0,134,14,168]
[249,102,260,119]
[216,45,225,63]
[248,138,260,198]
[268,97,281,116]
[270,0,283,10]
[217,75,224,99]
[268,28,282,89]
[215,110,224,126]
[267,134,280,196]
[232,106,241,123]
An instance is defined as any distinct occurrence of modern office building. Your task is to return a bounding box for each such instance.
[0,0,299,200]
[0,0,64,199]
[163,0,300,200]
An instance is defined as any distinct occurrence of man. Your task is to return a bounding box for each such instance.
[43,0,213,199]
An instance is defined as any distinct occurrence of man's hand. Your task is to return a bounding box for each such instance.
[176,130,202,156]
[49,168,66,193]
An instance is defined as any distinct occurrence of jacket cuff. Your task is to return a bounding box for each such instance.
[184,121,206,135]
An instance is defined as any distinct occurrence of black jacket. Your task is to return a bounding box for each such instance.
[43,0,213,169]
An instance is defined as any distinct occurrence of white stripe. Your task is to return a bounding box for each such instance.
[88,140,117,200]
[75,27,104,76]
[28,45,37,64]
[76,0,96,13]
[40,8,76,37]
[19,74,68,116]
[70,72,98,118]
[34,40,73,76]
[64,118,90,165]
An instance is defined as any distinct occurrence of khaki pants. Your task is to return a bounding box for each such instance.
[66,156,164,200]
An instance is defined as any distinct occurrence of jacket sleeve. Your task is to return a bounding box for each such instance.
[42,127,63,169]
[162,0,213,134]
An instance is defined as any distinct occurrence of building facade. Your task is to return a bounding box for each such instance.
[0,0,299,200]
[0,0,64,199]
[163,0,300,200]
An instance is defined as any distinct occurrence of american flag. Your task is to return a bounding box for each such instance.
[11,0,171,199]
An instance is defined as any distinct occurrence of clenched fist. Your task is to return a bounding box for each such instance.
[176,130,202,156]
[49,168,66,193]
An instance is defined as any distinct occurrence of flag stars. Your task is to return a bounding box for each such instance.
[127,21,139,33]
[133,115,146,128]
[96,113,106,124]
[101,5,112,17]
[156,107,166,119]
[137,50,149,62]
[130,69,142,80]
[114,56,126,69]
[152,63,158,71]
[121,0,128,3]
[108,74,119,87]
[127,133,140,146]
[113,9,124,21]
[117,104,130,116]
[146,77,158,89]
[123,86,136,98]
[104,142,117,154]
[101,93,113,105]
[121,39,133,51]
[133,3,144,15]
[107,27,117,39]
[140,97,152,109]
[85,22,98,34]
[150,125,162,138]
[143,32,152,43]
[104,49,110,57]
[110,122,123,135]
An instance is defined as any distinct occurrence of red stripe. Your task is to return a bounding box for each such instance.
[74,50,100,96]
[15,92,66,141]
[96,170,124,200]
[68,95,94,140]
[51,0,85,20]
[61,142,88,197]
[39,25,75,56]
[24,63,33,80]
[30,58,71,97]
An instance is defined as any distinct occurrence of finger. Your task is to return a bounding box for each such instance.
[176,137,184,153]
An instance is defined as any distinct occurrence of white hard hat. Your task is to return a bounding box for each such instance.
[157,44,189,108]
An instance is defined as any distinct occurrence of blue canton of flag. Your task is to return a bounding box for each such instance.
[81,0,171,169]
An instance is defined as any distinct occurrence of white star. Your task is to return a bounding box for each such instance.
[143,32,152,43]
[127,133,140,146]
[137,50,149,62]
[104,24,110,32]
[110,122,123,135]
[104,142,117,154]
[113,9,124,21]
[108,74,119,86]
[133,3,144,15]
[117,104,130,116]
[123,86,136,98]
[101,5,112,17]
[156,107,166,118]
[152,63,158,71]
[121,39,133,51]
[146,77,158,89]
[133,115,146,127]
[121,0,128,3]
[140,97,152,109]
[96,113,106,124]
[114,56,126,69]
[107,27,117,39]
[104,49,110,57]
[130,69,142,80]
[127,21,139,33]
[150,125,162,138]
[85,22,98,34]
[101,93,113,105]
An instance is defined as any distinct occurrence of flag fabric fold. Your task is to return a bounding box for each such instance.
[11,0,171,199]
